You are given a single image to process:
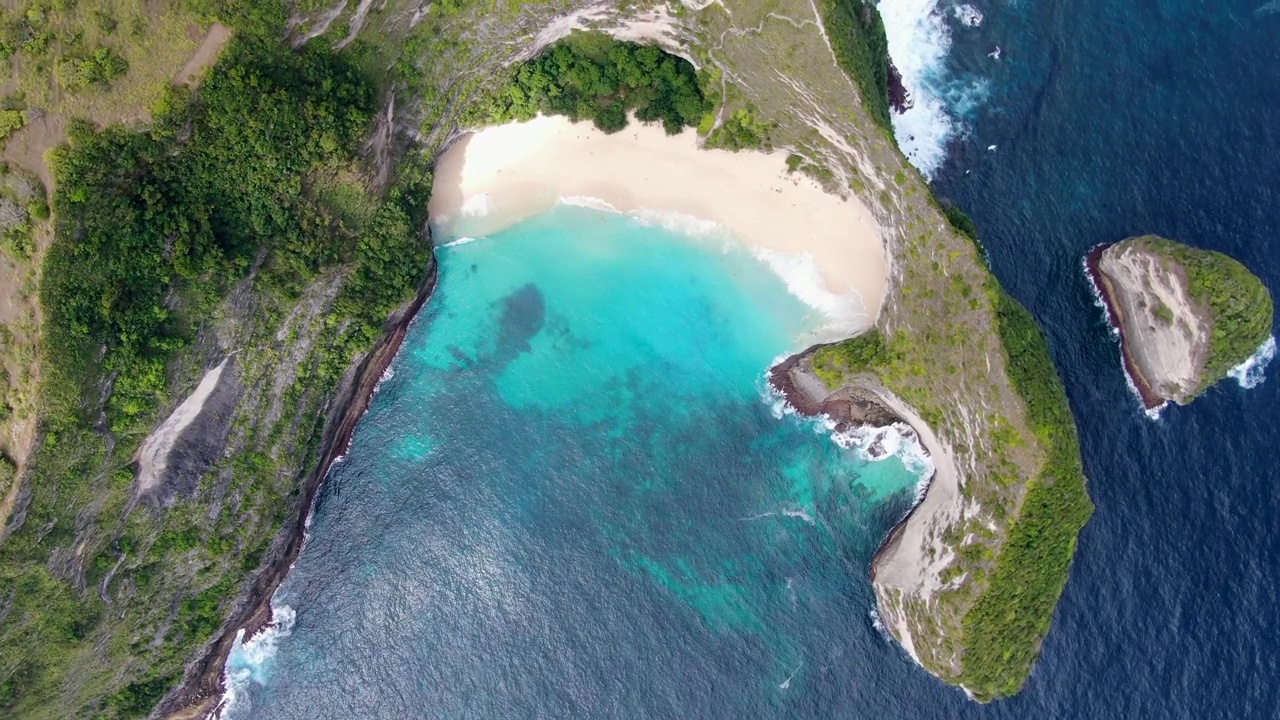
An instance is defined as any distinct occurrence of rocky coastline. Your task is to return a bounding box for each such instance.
[1084,244,1166,410]
[765,344,933,572]
[766,345,904,431]
[155,257,439,720]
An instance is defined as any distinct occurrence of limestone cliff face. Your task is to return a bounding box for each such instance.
[1089,235,1273,407]
[1093,240,1212,406]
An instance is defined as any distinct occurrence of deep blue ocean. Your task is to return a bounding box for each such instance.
[218,1,1279,718]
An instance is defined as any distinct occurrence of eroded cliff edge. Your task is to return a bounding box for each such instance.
[1086,235,1273,409]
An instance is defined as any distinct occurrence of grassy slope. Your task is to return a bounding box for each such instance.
[0,4,433,718]
[1131,235,1273,390]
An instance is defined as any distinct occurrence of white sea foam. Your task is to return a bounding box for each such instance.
[878,0,991,178]
[628,207,728,240]
[1228,336,1276,389]
[781,508,816,525]
[761,373,935,495]
[953,3,983,26]
[752,247,869,337]
[832,421,936,481]
[559,194,623,214]
[440,235,479,248]
[216,603,297,719]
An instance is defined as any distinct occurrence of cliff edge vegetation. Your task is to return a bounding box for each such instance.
[1088,235,1273,407]
[0,3,432,718]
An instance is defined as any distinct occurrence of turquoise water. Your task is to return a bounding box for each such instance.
[222,205,929,718]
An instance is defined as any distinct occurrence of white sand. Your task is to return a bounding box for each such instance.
[428,116,887,336]
[867,382,963,667]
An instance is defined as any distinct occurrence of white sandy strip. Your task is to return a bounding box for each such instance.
[428,116,887,337]
[135,358,229,493]
[866,382,962,664]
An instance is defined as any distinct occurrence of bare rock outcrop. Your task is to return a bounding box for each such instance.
[1087,235,1273,408]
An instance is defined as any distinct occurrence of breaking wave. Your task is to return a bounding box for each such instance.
[1228,336,1276,389]
[440,236,479,248]
[761,376,934,495]
[216,603,297,719]
[879,0,991,178]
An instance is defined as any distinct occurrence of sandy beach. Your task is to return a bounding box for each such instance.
[428,116,887,336]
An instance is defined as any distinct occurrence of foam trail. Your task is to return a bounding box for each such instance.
[953,4,983,26]
[440,236,479,248]
[617,207,865,337]
[559,195,622,214]
[752,248,869,337]
[216,603,297,719]
[878,0,990,178]
[1228,336,1276,389]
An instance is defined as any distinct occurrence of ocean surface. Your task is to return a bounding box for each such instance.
[219,1,1280,717]
[219,206,935,718]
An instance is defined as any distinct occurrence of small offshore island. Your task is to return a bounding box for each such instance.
[1087,235,1274,410]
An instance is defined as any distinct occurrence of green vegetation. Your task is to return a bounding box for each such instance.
[0,162,47,256]
[1136,235,1273,387]
[706,106,772,151]
[820,0,894,134]
[0,110,25,143]
[56,47,128,91]
[463,31,711,134]
[0,7,431,717]
[809,251,1090,701]
[1,0,216,124]
[41,33,374,435]
[811,330,889,387]
[954,288,1092,700]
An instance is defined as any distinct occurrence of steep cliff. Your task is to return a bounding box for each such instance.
[1088,235,1273,407]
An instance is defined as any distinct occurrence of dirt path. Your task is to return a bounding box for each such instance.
[175,23,232,87]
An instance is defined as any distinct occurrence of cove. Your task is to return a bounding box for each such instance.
[219,205,928,718]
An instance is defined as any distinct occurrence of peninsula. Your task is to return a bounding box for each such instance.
[1087,235,1274,409]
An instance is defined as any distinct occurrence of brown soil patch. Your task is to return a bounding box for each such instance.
[176,23,233,88]
[2,113,66,198]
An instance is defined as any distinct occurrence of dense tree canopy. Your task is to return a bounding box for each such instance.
[42,36,376,433]
[466,32,712,134]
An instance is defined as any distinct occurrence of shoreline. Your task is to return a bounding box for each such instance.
[765,343,962,668]
[763,346,935,579]
[156,259,439,720]
[428,115,888,339]
[1084,244,1166,410]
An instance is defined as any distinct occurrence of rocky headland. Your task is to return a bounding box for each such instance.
[1087,235,1273,408]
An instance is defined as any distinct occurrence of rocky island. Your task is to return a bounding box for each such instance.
[1087,235,1274,409]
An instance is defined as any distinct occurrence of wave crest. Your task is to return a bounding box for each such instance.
[216,603,297,719]
[879,0,991,178]
[1228,336,1276,389]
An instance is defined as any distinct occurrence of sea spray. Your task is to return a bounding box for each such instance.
[953,4,983,26]
[1228,336,1276,389]
[459,194,491,217]
[216,603,297,720]
[762,373,935,492]
[878,0,991,177]
[559,195,624,214]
